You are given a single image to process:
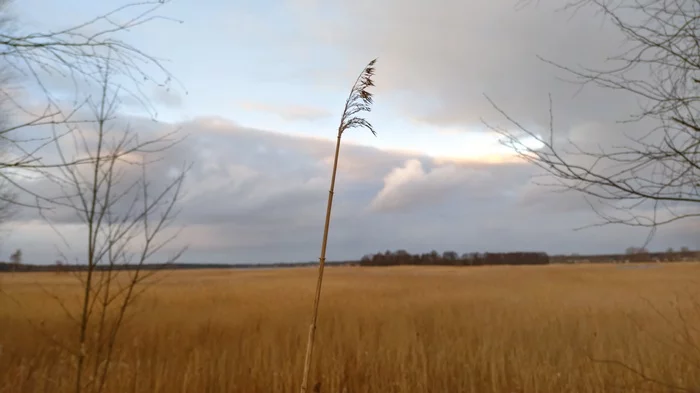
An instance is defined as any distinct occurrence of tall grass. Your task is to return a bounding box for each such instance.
[1,263,700,393]
[301,58,377,393]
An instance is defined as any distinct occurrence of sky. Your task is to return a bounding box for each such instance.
[1,0,697,264]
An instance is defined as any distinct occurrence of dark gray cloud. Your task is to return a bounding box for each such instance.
[285,0,646,131]
[2,116,694,265]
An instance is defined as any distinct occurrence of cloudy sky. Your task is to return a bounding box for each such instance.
[2,0,696,264]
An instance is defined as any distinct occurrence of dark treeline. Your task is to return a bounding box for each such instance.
[359,250,550,266]
[2,251,698,274]
[0,261,357,273]
[551,250,700,264]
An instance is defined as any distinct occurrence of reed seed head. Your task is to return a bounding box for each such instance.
[339,58,378,137]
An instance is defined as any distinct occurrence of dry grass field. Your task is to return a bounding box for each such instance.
[1,263,700,393]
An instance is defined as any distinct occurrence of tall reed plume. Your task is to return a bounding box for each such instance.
[299,58,378,393]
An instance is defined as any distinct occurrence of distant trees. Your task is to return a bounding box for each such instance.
[625,247,649,255]
[54,259,66,274]
[359,248,699,266]
[551,249,698,264]
[9,248,20,266]
[359,250,550,267]
[625,246,652,262]
[442,251,458,262]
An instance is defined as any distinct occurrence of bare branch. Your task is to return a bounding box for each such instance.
[486,0,699,230]
[0,0,187,215]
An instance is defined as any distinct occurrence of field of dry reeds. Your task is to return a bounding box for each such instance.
[1,263,700,393]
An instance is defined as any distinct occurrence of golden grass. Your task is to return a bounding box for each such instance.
[1,263,700,393]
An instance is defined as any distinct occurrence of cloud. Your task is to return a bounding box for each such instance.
[2,115,695,265]
[239,101,331,121]
[286,0,644,131]
[370,159,483,212]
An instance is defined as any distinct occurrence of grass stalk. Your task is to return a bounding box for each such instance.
[299,58,378,393]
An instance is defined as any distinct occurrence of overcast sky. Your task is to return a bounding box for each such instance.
[3,0,697,264]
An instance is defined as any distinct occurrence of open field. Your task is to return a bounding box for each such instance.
[1,263,700,393]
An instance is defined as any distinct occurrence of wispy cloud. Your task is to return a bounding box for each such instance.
[239,101,331,121]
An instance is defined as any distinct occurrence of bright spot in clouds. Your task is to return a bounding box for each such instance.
[353,123,546,164]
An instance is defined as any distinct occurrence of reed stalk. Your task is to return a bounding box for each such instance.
[299,58,378,393]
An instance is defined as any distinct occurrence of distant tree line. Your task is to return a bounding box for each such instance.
[2,249,696,274]
[552,249,699,264]
[0,260,358,273]
[359,250,550,267]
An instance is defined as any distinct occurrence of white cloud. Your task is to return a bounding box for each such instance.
[370,159,487,212]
